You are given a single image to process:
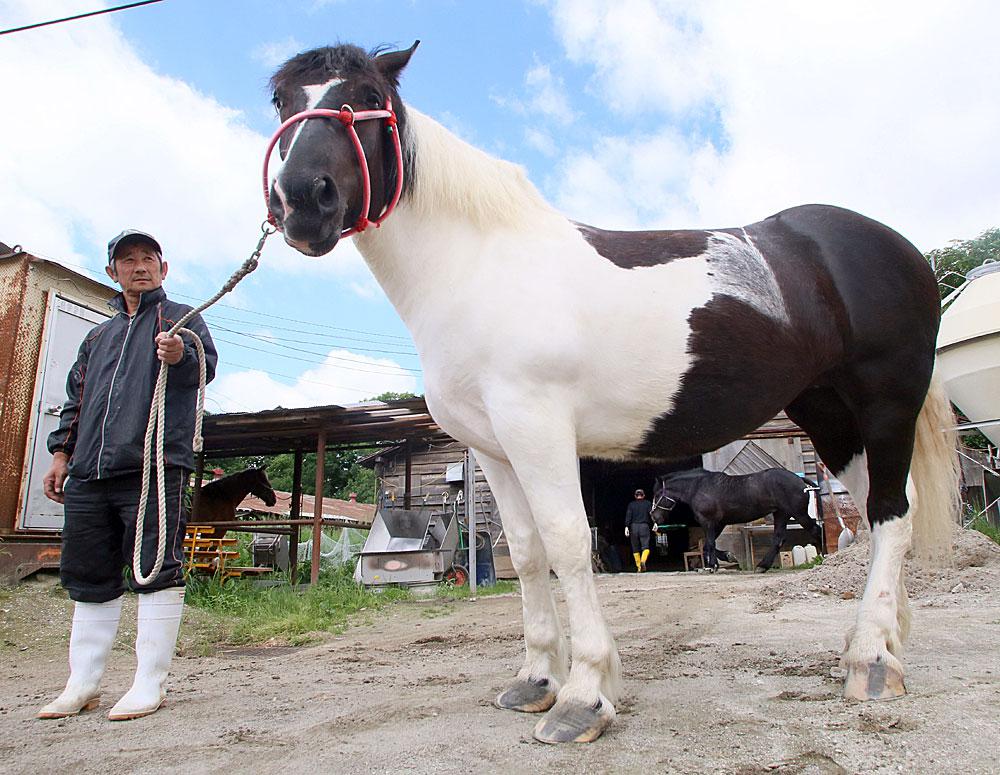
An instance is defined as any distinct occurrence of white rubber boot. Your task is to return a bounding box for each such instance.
[107,587,185,721]
[37,597,123,719]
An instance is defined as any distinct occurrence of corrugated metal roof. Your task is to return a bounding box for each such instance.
[201,398,445,457]
[723,441,786,475]
[202,398,805,458]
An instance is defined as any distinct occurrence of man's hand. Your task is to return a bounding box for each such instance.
[43,452,70,504]
[155,332,184,365]
[652,524,659,533]
[624,526,630,538]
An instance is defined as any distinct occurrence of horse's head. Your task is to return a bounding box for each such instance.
[651,476,680,521]
[267,42,418,256]
[651,470,704,521]
[250,467,277,507]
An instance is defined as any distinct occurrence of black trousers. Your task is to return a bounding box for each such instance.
[629,523,652,553]
[60,468,188,603]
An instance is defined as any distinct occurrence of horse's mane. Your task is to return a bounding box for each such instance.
[406,109,558,229]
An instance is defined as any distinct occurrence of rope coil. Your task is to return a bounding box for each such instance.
[132,222,274,585]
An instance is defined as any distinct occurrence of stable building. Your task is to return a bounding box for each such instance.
[0,244,118,580]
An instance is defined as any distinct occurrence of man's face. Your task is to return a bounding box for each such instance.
[106,242,168,294]
[635,491,644,500]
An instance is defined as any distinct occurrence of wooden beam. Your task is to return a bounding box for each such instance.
[404,439,412,509]
[191,450,206,519]
[289,449,302,584]
[311,431,326,585]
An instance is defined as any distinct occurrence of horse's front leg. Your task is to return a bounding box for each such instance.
[490,412,620,744]
[475,452,567,713]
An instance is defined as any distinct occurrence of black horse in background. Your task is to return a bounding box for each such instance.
[652,468,822,572]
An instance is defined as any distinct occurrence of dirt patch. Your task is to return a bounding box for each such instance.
[2,566,999,774]
[755,527,1000,611]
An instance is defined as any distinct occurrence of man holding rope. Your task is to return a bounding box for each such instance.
[38,229,217,721]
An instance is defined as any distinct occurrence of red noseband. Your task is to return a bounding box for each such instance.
[263,99,404,238]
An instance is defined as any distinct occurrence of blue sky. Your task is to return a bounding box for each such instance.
[3,1,999,413]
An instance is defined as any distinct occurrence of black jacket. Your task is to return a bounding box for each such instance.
[626,499,654,526]
[48,286,217,480]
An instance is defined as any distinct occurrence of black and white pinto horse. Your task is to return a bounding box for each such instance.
[652,468,822,572]
[265,43,959,744]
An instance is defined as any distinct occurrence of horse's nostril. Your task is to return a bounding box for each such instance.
[312,175,337,209]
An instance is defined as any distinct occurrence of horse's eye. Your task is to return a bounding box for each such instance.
[369,92,383,107]
[272,95,283,112]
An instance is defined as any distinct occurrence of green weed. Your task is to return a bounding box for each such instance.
[184,565,409,647]
[969,515,1000,545]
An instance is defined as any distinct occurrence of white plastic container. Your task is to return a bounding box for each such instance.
[792,545,807,567]
[937,261,1000,446]
[804,544,817,563]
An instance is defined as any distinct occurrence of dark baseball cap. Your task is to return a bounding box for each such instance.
[107,229,162,264]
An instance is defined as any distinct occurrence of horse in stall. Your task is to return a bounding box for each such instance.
[264,42,959,744]
[193,467,277,538]
[652,468,822,572]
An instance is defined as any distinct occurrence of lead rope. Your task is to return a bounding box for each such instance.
[131,222,275,586]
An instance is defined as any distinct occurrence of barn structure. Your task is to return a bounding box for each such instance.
[358,403,855,574]
[0,244,117,581]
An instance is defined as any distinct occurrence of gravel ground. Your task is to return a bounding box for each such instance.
[2,544,998,775]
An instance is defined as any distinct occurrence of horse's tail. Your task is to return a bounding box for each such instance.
[909,370,961,563]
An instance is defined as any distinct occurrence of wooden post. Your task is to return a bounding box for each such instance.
[403,439,412,509]
[311,430,326,585]
[466,447,477,600]
[191,451,206,520]
[289,449,303,584]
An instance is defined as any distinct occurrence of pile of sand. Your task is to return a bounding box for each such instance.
[758,526,1000,606]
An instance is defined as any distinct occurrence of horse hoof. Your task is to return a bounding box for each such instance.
[754,566,769,574]
[532,699,613,744]
[843,660,906,701]
[494,677,557,713]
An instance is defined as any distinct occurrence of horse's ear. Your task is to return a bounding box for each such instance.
[374,40,419,85]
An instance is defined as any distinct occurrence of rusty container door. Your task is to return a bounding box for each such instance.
[19,291,110,530]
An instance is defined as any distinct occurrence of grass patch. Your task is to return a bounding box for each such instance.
[969,515,1000,545]
[184,565,410,648]
[432,579,520,600]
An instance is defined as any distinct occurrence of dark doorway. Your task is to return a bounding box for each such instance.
[580,456,700,572]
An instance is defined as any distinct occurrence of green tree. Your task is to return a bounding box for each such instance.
[926,227,1000,300]
[369,391,419,401]
[925,227,999,450]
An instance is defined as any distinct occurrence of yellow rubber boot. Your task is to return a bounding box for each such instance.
[640,549,650,572]
[633,552,642,572]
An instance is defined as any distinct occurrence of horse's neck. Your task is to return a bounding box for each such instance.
[206,477,248,506]
[355,109,566,329]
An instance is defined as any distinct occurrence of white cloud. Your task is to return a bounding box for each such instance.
[253,36,304,69]
[209,348,419,412]
[525,128,558,157]
[545,0,1000,249]
[0,0,370,285]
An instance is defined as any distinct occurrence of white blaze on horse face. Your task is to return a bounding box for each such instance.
[273,77,347,220]
[283,77,347,159]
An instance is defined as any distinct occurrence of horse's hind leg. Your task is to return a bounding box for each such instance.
[756,513,788,572]
[840,396,927,701]
[788,384,919,701]
[475,452,567,714]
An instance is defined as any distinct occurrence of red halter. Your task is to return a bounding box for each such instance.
[263,99,404,238]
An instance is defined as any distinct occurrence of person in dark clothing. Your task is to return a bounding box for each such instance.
[38,229,217,723]
[625,488,658,572]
